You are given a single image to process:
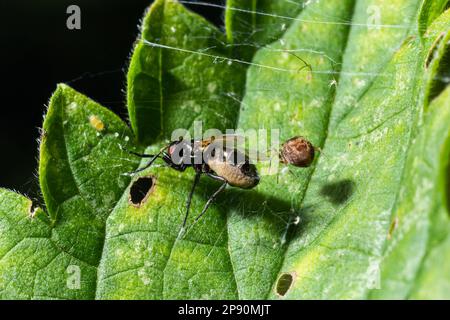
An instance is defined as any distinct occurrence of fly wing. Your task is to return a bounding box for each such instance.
[209,135,248,154]
[202,134,245,147]
[200,135,246,165]
[203,134,274,164]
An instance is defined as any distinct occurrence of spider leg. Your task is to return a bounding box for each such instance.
[288,52,312,73]
[288,52,313,80]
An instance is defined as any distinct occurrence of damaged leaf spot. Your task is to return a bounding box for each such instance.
[387,217,399,240]
[89,115,105,132]
[275,272,295,297]
[129,176,155,207]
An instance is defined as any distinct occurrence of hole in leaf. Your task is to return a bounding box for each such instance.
[129,176,155,207]
[276,273,294,297]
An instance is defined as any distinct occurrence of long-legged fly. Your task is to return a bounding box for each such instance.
[126,135,260,233]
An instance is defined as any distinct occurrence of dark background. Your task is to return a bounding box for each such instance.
[0,0,223,198]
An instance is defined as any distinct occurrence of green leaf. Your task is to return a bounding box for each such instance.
[0,84,139,299]
[1,0,450,300]
[39,83,139,266]
[231,0,356,298]
[225,0,305,60]
[262,5,450,300]
[374,84,450,299]
[418,0,449,37]
[127,0,247,144]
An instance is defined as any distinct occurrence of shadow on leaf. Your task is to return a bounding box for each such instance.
[319,179,356,205]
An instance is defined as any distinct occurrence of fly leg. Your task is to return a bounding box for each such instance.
[180,171,201,228]
[193,174,228,224]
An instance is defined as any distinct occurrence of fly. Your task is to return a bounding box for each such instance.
[126,135,260,234]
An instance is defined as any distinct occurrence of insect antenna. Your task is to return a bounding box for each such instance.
[118,144,155,158]
[123,145,168,176]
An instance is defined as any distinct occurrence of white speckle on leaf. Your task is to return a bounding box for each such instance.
[354,78,366,88]
[117,177,125,189]
[115,248,124,257]
[138,268,151,285]
[134,239,145,252]
[103,191,115,207]
[68,102,78,110]
[144,260,154,267]
[184,100,201,113]
[366,258,381,290]
[309,99,322,108]
[207,82,217,93]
